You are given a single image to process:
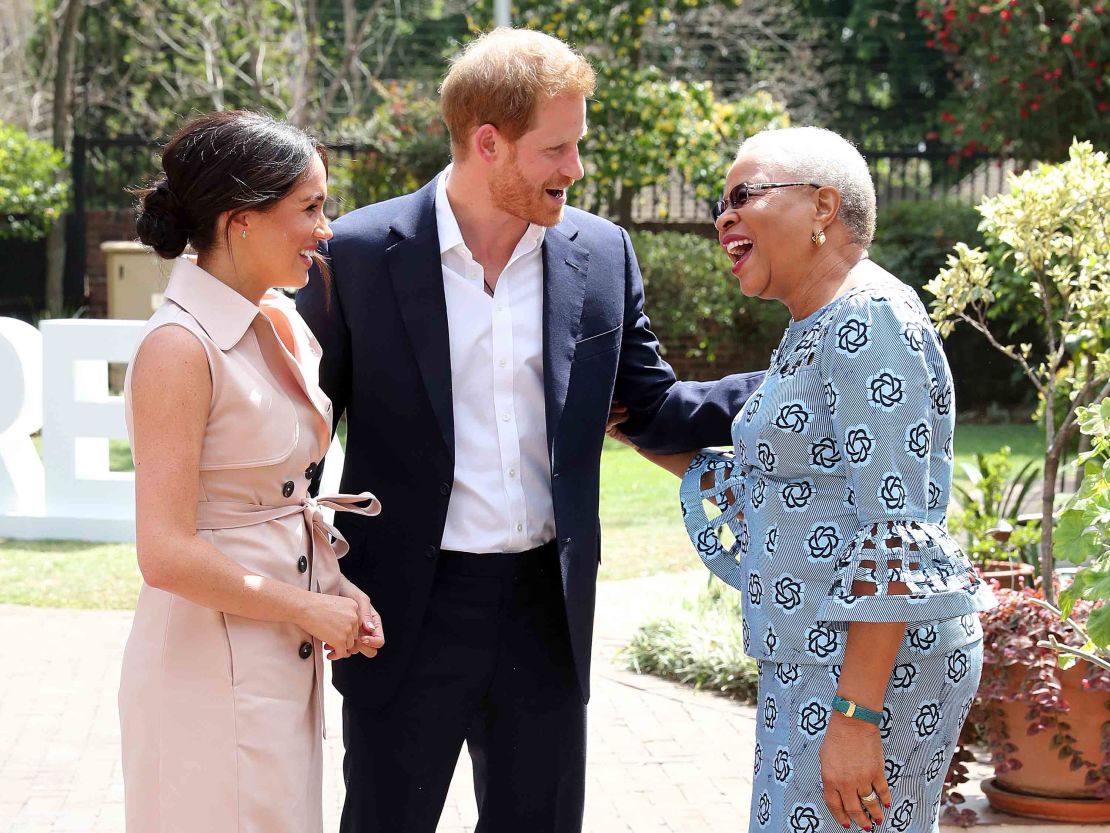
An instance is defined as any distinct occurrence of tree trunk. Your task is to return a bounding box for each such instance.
[615,183,635,229]
[1040,444,1059,606]
[45,0,85,317]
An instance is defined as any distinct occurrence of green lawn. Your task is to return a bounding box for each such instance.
[3,421,1043,607]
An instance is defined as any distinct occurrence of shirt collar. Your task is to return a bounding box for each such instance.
[162,257,261,351]
[434,166,547,258]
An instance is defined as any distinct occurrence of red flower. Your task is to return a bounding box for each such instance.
[1019,107,1029,119]
[943,7,957,21]
[1001,24,1010,33]
[1061,33,1074,43]
[926,38,936,47]
[926,130,941,140]
[1030,100,1041,112]
[941,110,955,122]
[1099,102,1109,112]
[1000,9,1011,20]
[1018,81,1027,91]
[990,53,1000,62]
[979,3,990,11]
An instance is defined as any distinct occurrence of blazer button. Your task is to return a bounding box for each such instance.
[425,544,437,560]
[282,480,295,498]
[305,462,319,480]
[297,555,308,574]
[439,481,451,496]
[298,641,313,659]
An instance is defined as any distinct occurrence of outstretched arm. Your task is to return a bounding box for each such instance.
[612,228,763,454]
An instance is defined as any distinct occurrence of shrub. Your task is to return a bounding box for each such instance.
[329,82,450,209]
[1057,396,1110,652]
[927,140,1110,603]
[623,578,759,703]
[871,199,983,292]
[630,230,788,366]
[0,122,69,241]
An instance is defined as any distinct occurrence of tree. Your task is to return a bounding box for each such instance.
[44,0,83,317]
[793,0,956,148]
[926,141,1110,604]
[918,0,1109,160]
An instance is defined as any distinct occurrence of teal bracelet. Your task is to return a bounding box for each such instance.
[831,695,883,727]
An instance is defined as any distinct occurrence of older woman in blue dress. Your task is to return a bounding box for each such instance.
[610,127,996,833]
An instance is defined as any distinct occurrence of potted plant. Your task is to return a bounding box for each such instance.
[931,143,1110,823]
[965,587,1110,822]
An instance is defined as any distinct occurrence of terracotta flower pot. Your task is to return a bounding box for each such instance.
[980,662,1110,817]
[978,559,1035,590]
[981,778,1110,823]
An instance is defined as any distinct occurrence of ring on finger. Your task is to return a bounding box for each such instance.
[860,790,879,804]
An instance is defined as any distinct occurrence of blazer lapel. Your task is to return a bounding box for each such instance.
[541,220,589,454]
[387,184,455,457]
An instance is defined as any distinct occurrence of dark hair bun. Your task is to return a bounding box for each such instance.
[136,180,191,259]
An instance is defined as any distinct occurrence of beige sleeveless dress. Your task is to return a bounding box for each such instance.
[119,258,379,832]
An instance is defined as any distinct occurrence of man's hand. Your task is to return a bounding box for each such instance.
[605,398,635,447]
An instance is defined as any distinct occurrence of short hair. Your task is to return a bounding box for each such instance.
[736,127,876,246]
[440,27,596,157]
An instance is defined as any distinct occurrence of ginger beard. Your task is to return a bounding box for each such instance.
[489,143,569,228]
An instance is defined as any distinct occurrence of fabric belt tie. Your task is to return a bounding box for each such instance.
[193,491,382,739]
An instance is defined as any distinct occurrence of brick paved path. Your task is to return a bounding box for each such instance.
[0,572,1017,833]
[0,573,754,833]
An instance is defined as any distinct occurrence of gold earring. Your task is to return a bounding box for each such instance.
[241,229,248,239]
[811,229,826,247]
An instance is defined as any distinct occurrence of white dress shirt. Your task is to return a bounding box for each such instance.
[436,168,555,553]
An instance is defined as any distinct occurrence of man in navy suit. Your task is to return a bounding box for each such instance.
[297,27,761,833]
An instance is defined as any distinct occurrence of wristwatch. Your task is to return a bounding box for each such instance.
[831,695,884,727]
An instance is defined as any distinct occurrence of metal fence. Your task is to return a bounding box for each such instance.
[72,134,1021,230]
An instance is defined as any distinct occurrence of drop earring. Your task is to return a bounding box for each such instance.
[241,229,248,239]
[811,229,826,247]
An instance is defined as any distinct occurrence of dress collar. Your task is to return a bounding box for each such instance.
[162,257,262,351]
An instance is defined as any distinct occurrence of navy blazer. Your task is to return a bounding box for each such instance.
[296,177,762,707]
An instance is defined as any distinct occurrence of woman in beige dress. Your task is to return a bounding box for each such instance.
[120,110,384,832]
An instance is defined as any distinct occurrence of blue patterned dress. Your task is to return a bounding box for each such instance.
[680,282,996,833]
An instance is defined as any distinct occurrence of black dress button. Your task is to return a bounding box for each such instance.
[297,555,308,574]
[439,481,451,496]
[282,480,295,498]
[425,544,437,560]
[298,641,313,659]
[305,462,319,480]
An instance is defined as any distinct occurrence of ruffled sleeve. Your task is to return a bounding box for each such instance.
[814,288,995,623]
[817,518,995,622]
[679,450,747,590]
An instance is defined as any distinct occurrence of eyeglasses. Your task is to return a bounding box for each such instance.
[711,182,822,221]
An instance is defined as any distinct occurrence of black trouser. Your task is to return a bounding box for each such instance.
[339,543,587,833]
